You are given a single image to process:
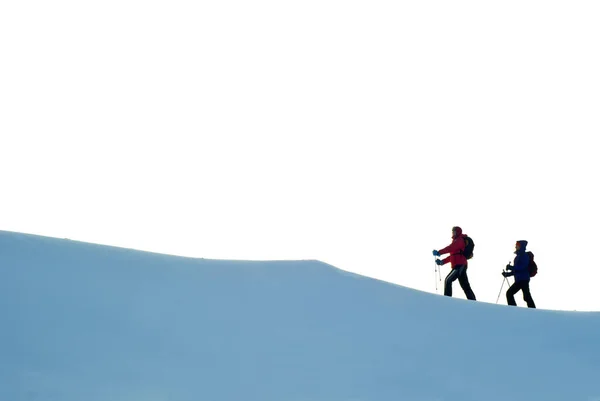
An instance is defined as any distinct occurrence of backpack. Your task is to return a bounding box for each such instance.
[527,251,537,277]
[462,235,475,260]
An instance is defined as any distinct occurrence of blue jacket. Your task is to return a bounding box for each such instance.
[512,240,530,282]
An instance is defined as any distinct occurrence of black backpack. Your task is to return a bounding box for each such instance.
[462,235,475,260]
[527,251,537,277]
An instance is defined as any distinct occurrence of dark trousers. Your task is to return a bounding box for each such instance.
[506,280,536,308]
[444,265,476,300]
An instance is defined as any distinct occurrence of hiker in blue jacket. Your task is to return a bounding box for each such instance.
[503,240,536,308]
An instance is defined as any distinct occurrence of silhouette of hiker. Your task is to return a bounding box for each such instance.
[503,240,536,308]
[433,226,476,300]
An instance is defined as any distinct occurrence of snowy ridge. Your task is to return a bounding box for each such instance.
[1,230,599,401]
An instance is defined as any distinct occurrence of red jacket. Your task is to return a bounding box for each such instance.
[438,227,467,269]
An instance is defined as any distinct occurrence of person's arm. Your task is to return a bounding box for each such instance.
[440,256,451,265]
[439,238,462,256]
[513,253,529,273]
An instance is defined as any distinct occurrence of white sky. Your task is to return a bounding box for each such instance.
[2,0,599,311]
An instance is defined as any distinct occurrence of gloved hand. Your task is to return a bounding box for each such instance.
[432,250,440,257]
[435,259,443,266]
[505,264,513,271]
[502,271,513,277]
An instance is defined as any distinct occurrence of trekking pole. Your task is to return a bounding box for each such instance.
[496,261,515,304]
[434,256,443,292]
[434,257,439,292]
[496,271,507,304]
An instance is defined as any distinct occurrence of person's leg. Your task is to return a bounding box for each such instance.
[506,281,522,306]
[521,280,536,308]
[444,268,460,297]
[457,265,476,300]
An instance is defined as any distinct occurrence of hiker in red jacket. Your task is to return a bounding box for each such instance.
[432,226,477,300]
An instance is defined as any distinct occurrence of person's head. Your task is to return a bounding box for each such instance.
[515,240,528,252]
[452,226,462,239]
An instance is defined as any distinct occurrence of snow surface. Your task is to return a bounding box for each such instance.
[1,230,600,401]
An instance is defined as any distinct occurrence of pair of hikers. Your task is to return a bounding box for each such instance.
[432,226,536,308]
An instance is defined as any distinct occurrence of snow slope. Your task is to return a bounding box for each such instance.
[1,230,599,401]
